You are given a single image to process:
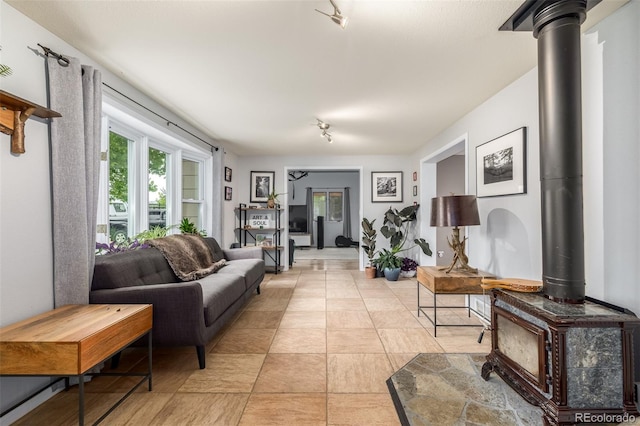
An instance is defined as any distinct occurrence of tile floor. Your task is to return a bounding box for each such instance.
[13,260,490,425]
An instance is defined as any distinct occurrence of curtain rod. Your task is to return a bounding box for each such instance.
[37,43,219,152]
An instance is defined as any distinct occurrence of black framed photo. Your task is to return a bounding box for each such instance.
[476,127,527,197]
[225,186,232,201]
[224,167,232,182]
[250,171,275,203]
[413,185,418,197]
[371,171,403,203]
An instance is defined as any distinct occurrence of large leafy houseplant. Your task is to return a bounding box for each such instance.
[361,217,378,278]
[378,204,432,280]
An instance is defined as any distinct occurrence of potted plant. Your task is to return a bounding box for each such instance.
[267,190,285,208]
[400,257,419,278]
[376,248,403,281]
[361,217,378,278]
[179,218,207,236]
[379,204,432,281]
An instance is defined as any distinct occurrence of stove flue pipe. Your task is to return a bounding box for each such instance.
[534,0,587,303]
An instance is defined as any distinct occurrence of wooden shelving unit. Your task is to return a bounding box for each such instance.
[235,203,284,273]
[0,90,61,154]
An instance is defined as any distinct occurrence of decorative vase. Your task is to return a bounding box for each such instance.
[267,199,275,208]
[365,266,377,279]
[383,267,402,281]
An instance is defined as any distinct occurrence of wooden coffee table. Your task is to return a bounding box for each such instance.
[0,304,153,425]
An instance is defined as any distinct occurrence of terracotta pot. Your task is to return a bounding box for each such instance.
[365,266,377,279]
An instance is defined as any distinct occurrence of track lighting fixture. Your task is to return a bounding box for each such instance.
[315,0,349,29]
[316,119,334,143]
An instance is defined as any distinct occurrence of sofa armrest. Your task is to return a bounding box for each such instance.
[90,282,207,346]
[223,246,263,261]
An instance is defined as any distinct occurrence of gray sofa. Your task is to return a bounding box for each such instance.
[90,237,265,369]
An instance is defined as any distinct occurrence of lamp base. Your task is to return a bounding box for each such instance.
[440,226,477,274]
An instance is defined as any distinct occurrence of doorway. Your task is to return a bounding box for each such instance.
[283,167,363,270]
[419,134,468,267]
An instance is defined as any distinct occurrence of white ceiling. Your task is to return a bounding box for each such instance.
[8,0,626,156]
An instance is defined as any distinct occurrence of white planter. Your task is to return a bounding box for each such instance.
[400,270,416,278]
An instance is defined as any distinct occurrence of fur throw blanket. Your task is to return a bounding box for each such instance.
[148,234,226,281]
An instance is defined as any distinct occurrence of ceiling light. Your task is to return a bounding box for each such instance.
[316,119,334,143]
[315,0,349,29]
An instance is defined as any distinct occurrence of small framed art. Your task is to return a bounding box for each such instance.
[250,171,275,203]
[371,171,403,203]
[476,127,527,198]
[225,167,232,182]
[225,186,232,201]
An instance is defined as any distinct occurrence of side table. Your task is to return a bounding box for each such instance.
[416,266,495,336]
[0,304,152,425]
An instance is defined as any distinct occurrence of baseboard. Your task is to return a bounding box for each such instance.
[0,381,63,425]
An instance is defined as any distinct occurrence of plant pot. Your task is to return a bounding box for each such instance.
[365,266,377,279]
[376,268,385,278]
[400,270,417,278]
[383,267,402,281]
[267,199,275,208]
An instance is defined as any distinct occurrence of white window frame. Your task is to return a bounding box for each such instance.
[98,96,213,243]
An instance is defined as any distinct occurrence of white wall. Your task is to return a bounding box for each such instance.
[416,68,542,280]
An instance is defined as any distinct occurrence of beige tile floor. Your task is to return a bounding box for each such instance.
[14,259,490,426]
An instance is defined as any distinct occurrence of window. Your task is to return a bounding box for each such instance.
[108,128,134,244]
[313,190,343,222]
[99,97,213,244]
[148,146,168,229]
[182,158,204,229]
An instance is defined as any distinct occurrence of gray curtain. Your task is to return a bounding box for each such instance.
[47,57,102,306]
[306,187,313,245]
[343,187,351,239]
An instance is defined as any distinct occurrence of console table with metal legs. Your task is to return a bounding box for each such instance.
[0,304,153,425]
[416,266,494,337]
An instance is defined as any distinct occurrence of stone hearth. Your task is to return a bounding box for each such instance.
[387,353,543,425]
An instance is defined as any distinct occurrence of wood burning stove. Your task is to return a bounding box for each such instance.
[482,290,640,424]
[482,1,640,424]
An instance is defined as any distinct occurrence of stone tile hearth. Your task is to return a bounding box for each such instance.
[387,352,544,425]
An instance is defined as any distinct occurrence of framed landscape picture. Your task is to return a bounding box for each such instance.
[250,171,275,203]
[476,127,527,197]
[371,171,403,203]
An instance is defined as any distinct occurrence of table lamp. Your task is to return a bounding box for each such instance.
[430,195,480,273]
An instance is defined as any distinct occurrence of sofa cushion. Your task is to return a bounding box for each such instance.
[92,248,178,290]
[199,273,245,326]
[203,237,225,263]
[217,259,264,291]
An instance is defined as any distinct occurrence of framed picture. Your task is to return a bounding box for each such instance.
[413,185,418,197]
[224,167,232,182]
[255,233,273,247]
[413,171,417,182]
[476,127,527,198]
[371,171,403,203]
[250,171,275,203]
[224,186,232,201]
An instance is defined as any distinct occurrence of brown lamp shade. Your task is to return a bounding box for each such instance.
[430,195,480,227]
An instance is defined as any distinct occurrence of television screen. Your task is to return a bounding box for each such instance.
[289,205,308,233]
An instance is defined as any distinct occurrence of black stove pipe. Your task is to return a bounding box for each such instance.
[533,0,587,303]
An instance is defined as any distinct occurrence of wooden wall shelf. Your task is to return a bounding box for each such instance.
[0,90,61,154]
